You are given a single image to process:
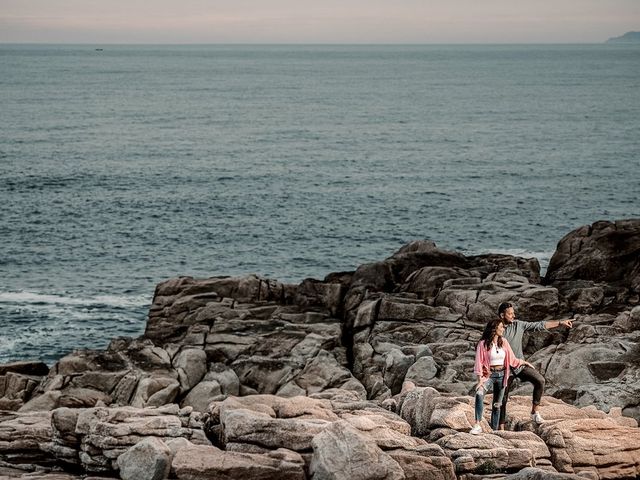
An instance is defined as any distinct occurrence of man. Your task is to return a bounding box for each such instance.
[498,302,572,427]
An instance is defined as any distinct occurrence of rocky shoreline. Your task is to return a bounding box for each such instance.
[1,219,639,479]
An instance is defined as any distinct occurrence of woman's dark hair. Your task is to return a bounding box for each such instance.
[498,302,513,316]
[481,319,504,350]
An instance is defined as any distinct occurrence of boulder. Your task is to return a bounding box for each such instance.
[130,376,180,408]
[221,407,332,451]
[117,437,172,480]
[58,388,112,408]
[172,348,207,393]
[386,444,456,480]
[309,420,405,480]
[70,404,210,472]
[203,363,240,396]
[0,410,57,469]
[496,395,640,477]
[505,467,586,479]
[0,361,49,377]
[405,355,438,385]
[401,266,475,303]
[537,417,640,478]
[172,444,305,480]
[294,278,347,317]
[0,372,43,406]
[146,275,289,342]
[19,390,62,412]
[546,219,640,303]
[180,381,223,412]
[277,350,366,399]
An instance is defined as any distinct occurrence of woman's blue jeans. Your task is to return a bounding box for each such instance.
[475,371,506,430]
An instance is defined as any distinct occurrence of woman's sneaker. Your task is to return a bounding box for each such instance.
[470,424,482,435]
[531,412,545,424]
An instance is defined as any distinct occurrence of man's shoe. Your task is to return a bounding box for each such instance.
[470,424,482,435]
[531,412,544,424]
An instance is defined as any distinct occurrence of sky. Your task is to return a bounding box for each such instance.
[0,0,638,44]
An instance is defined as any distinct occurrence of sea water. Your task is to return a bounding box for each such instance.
[1,44,639,363]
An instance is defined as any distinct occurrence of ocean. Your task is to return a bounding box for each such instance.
[1,44,639,364]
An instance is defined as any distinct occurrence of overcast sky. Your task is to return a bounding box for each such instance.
[1,0,638,44]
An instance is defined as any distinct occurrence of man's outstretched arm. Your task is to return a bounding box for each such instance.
[520,318,573,332]
[543,319,573,329]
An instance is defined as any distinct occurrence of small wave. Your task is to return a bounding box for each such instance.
[422,191,451,197]
[0,291,150,308]
[0,291,149,364]
[0,336,17,352]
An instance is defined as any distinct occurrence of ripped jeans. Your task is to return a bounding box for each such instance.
[475,370,506,430]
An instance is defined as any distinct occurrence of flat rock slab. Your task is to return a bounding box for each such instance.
[172,444,305,480]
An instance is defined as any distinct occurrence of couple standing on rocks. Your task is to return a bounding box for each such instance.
[470,302,573,434]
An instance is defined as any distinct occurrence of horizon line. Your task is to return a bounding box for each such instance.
[0,40,619,46]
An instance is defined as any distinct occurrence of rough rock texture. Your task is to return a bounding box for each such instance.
[3,390,633,479]
[172,444,305,480]
[504,467,588,479]
[0,219,639,479]
[0,410,54,468]
[497,396,640,478]
[310,420,406,480]
[395,387,553,474]
[394,386,640,478]
[18,226,635,415]
[27,404,209,473]
[527,309,640,421]
[0,361,49,411]
[117,436,172,480]
[546,219,640,307]
[205,393,456,480]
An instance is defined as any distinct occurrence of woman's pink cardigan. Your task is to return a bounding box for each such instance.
[474,338,523,386]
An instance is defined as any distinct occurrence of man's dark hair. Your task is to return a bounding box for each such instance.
[498,302,513,316]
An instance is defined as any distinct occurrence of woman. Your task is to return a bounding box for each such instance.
[470,319,533,434]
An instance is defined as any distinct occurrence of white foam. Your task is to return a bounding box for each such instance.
[0,290,148,363]
[0,291,150,308]
[0,336,17,351]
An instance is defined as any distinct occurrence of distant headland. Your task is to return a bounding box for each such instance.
[606,31,640,43]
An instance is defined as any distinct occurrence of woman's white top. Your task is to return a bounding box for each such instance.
[489,343,506,366]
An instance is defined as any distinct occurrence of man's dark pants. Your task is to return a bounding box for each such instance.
[499,365,545,426]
